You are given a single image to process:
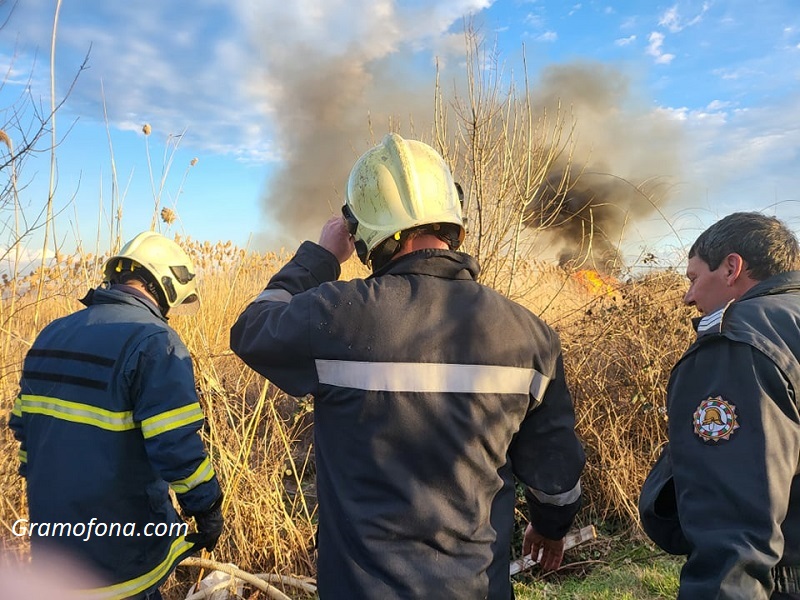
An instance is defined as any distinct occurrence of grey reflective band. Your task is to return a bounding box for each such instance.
[697,307,724,333]
[528,480,582,506]
[529,370,550,406]
[253,288,293,304]
[315,359,550,397]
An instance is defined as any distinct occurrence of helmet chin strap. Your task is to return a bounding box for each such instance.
[369,233,402,272]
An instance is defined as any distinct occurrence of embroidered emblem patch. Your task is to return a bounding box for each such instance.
[693,396,739,442]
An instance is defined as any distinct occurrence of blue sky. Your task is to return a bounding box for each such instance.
[1,0,799,269]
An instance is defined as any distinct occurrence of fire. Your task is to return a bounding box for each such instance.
[573,269,619,298]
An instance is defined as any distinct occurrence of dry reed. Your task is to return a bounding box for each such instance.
[0,239,691,598]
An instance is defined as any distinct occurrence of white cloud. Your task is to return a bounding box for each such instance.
[524,13,546,28]
[0,0,496,166]
[660,94,800,224]
[537,31,558,42]
[0,243,57,278]
[568,4,582,16]
[615,35,636,46]
[658,6,681,32]
[706,99,732,111]
[647,32,675,64]
[658,2,710,33]
[657,106,688,121]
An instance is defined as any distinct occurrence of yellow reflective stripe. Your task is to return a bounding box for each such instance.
[170,456,215,494]
[18,395,136,432]
[12,397,22,417]
[141,403,204,439]
[18,449,27,464]
[81,536,194,599]
[315,360,544,395]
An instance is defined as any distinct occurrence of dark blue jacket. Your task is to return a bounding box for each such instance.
[639,272,800,599]
[231,242,585,599]
[9,286,221,599]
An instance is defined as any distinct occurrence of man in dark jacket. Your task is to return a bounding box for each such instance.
[231,133,585,599]
[10,231,224,600]
[639,212,800,599]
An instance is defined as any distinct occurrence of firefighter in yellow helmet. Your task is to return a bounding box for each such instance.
[10,231,223,600]
[342,132,466,271]
[231,133,585,599]
[104,230,200,316]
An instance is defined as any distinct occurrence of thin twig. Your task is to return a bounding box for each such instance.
[180,556,315,600]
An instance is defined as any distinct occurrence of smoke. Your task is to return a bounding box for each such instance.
[257,54,434,248]
[525,62,685,272]
[241,0,488,248]
[241,3,684,264]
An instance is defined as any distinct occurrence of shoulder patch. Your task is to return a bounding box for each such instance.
[693,396,739,442]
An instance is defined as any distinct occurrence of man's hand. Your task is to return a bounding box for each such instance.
[523,523,566,572]
[186,496,224,552]
[319,215,355,264]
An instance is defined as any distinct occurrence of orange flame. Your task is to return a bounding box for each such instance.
[574,269,618,298]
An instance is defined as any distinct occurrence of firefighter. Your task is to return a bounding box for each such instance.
[9,231,224,600]
[230,133,585,599]
[639,212,800,599]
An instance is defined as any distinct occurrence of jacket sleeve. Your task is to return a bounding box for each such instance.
[230,241,341,397]
[668,338,800,600]
[510,348,586,540]
[129,329,222,514]
[8,396,27,477]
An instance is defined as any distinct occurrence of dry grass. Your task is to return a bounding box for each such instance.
[559,270,694,527]
[0,239,692,598]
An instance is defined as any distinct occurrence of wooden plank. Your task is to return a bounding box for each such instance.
[509,524,597,576]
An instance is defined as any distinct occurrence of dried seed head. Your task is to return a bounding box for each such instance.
[142,123,152,136]
[190,157,198,166]
[160,207,177,225]
[0,129,11,152]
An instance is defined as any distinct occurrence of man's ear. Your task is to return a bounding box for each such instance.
[723,253,746,285]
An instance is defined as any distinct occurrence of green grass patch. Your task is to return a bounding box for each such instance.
[512,534,683,600]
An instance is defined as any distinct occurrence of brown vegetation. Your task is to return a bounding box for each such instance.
[0,241,692,598]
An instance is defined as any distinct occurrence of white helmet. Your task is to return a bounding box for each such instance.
[103,231,198,315]
[343,133,465,268]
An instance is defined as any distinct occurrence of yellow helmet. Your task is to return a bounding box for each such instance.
[343,133,465,268]
[103,231,198,315]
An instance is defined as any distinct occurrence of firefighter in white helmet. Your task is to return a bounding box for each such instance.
[10,231,223,600]
[231,133,585,599]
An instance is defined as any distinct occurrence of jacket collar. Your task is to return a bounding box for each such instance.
[80,285,166,321]
[369,249,480,281]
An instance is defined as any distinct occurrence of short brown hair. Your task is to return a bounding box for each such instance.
[689,212,800,280]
